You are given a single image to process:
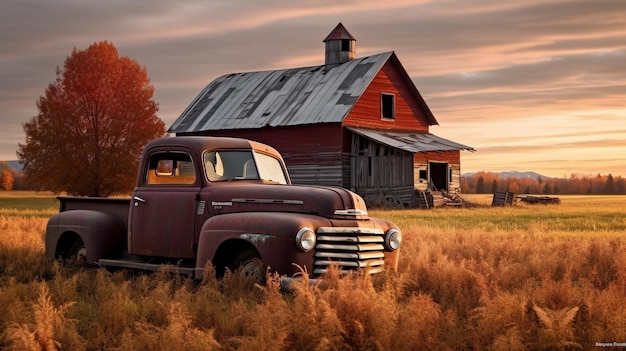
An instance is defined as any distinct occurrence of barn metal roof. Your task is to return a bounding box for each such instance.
[169,52,438,134]
[347,127,476,153]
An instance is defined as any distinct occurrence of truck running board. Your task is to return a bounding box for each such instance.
[97,258,196,276]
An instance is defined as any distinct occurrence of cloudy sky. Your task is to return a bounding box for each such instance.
[1,0,625,178]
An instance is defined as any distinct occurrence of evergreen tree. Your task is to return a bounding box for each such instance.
[604,174,616,194]
[616,177,625,194]
[476,176,486,193]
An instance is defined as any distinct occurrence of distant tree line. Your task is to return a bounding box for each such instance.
[461,172,626,195]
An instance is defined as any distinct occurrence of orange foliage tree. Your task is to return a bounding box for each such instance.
[0,161,15,190]
[17,41,166,197]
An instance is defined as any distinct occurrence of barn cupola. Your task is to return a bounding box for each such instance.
[323,23,356,66]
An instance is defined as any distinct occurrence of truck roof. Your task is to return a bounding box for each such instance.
[145,136,282,156]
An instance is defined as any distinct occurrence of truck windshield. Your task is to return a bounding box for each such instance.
[204,151,287,184]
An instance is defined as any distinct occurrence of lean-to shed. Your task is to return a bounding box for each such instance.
[169,23,474,207]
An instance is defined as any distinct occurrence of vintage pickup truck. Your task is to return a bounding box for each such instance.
[45,136,402,285]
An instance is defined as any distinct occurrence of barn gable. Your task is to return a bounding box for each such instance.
[343,55,437,131]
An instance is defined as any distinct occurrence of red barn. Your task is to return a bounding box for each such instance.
[169,23,474,208]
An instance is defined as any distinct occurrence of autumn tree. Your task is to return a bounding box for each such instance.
[508,181,520,194]
[17,41,166,197]
[0,161,15,191]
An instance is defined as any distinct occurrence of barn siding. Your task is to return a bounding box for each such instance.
[414,150,461,164]
[182,124,464,204]
[185,124,345,187]
[449,163,462,192]
[342,60,431,132]
[348,134,415,207]
[413,150,462,192]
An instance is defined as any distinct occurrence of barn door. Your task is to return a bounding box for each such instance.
[429,162,449,191]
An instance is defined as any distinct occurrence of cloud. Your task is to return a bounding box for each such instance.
[0,0,624,178]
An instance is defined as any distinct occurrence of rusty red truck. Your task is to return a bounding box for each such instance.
[45,136,402,285]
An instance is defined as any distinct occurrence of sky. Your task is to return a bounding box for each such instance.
[1,0,625,178]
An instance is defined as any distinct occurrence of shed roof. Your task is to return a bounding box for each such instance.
[168,52,438,134]
[347,127,476,153]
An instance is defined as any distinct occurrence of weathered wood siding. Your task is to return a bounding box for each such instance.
[343,60,431,132]
[414,150,461,164]
[350,135,413,187]
[185,124,345,187]
[413,150,462,192]
[348,133,415,207]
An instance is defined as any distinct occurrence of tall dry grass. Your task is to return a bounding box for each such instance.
[1,195,625,350]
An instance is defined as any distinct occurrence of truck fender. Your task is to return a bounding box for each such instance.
[195,212,331,280]
[45,210,126,264]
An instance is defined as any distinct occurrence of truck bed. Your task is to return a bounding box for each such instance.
[57,196,131,230]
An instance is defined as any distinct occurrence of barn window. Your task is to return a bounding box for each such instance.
[381,93,395,119]
[419,170,427,180]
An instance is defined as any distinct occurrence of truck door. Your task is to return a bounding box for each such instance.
[129,150,200,259]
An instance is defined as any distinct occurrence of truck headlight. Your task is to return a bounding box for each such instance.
[295,227,316,252]
[384,229,402,251]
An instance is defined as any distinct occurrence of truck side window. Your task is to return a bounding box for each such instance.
[146,152,196,185]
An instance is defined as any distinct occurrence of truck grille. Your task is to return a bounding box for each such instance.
[313,227,385,275]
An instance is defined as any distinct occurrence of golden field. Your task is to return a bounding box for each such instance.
[1,192,625,350]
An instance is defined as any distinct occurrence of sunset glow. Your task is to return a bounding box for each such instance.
[1,0,624,178]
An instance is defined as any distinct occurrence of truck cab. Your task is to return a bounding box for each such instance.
[46,136,402,284]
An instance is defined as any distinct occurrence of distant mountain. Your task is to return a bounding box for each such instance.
[3,160,23,173]
[462,171,550,180]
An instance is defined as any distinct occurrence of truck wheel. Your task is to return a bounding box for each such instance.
[231,249,266,285]
[67,239,87,265]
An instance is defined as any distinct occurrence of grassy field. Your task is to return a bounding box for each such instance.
[0,191,59,219]
[1,193,625,350]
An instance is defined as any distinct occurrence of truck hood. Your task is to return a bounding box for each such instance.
[205,183,369,219]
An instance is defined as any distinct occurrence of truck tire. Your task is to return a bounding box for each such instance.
[231,249,266,285]
[67,239,87,265]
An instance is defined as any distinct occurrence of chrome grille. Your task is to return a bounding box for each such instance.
[313,227,385,275]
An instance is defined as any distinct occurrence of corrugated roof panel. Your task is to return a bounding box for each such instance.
[169,52,393,133]
[275,67,331,126]
[347,127,475,153]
